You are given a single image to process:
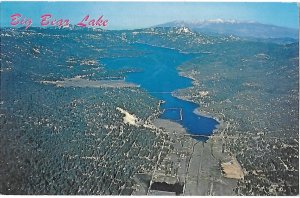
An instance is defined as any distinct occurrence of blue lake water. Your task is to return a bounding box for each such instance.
[101,43,219,137]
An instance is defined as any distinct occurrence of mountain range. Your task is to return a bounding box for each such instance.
[155,19,299,39]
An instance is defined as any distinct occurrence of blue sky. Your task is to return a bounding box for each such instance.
[1,2,298,30]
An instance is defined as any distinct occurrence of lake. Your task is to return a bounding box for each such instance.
[101,43,219,138]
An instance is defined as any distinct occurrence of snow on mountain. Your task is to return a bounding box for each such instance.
[155,19,298,39]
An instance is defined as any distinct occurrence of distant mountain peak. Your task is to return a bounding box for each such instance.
[155,20,298,39]
[165,19,258,26]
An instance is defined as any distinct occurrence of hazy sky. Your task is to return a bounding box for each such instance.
[1,2,299,30]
